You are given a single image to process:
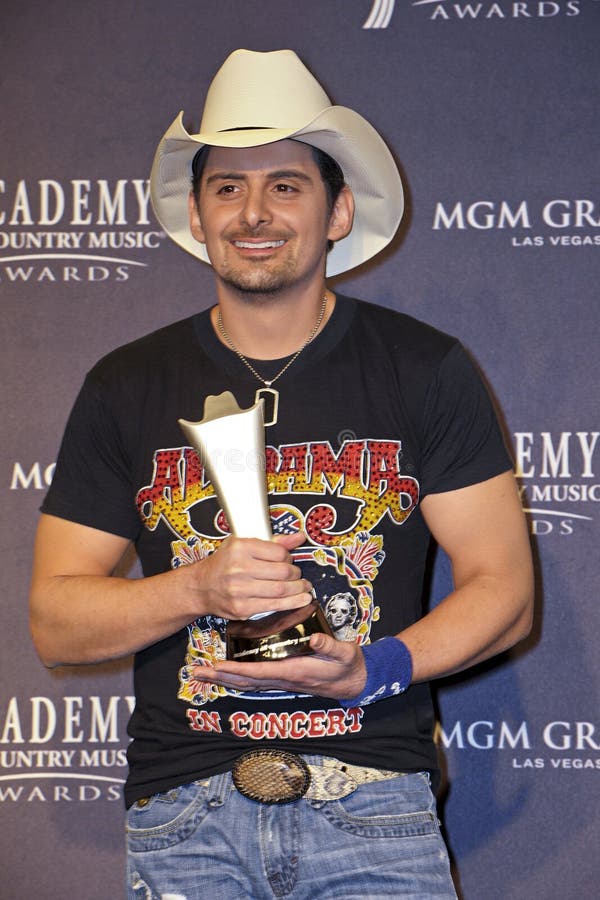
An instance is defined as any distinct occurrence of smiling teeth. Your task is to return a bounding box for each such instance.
[234,240,285,249]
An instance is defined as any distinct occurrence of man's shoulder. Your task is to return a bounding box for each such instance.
[343,295,459,360]
[88,312,205,383]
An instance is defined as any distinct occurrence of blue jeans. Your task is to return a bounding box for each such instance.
[126,759,457,899]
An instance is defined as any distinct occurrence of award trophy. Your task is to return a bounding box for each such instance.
[179,391,332,661]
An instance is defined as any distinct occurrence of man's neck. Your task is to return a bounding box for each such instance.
[211,284,335,360]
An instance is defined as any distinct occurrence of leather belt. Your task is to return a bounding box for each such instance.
[231,749,404,805]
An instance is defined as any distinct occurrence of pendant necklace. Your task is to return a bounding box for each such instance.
[216,294,328,426]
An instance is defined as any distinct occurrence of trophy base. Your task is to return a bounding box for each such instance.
[226,600,333,662]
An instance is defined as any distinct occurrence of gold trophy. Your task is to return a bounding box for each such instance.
[179,391,332,661]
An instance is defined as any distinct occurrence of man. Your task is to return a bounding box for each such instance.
[30,49,533,898]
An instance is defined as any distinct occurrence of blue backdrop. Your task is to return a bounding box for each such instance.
[2,2,599,897]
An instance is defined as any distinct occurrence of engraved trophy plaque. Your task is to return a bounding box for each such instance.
[179,391,332,661]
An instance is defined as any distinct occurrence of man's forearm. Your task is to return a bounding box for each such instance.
[30,565,202,667]
[29,517,312,668]
[398,570,534,684]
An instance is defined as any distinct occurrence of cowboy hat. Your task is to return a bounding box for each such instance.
[150,49,404,277]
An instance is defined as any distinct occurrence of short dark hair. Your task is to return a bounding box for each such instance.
[191,143,346,214]
[310,145,345,213]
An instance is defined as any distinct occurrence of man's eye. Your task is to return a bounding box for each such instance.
[274,183,295,192]
[217,184,238,194]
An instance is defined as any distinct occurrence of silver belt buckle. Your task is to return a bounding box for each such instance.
[232,749,311,804]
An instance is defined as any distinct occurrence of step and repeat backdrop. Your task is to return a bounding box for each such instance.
[2,2,598,898]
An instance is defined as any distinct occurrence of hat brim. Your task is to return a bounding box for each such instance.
[150,106,403,277]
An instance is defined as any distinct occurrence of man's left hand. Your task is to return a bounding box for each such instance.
[191,633,366,699]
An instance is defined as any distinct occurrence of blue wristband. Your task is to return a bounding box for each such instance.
[339,636,413,708]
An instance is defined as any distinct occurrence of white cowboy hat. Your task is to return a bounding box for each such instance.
[150,49,404,277]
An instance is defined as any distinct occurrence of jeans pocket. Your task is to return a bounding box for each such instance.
[126,781,214,851]
[310,771,440,839]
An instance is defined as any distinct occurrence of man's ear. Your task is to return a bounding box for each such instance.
[188,191,206,244]
[327,185,354,243]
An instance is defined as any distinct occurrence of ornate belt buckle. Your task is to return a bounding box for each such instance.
[232,749,311,804]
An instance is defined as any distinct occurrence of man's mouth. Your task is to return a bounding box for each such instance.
[232,240,286,249]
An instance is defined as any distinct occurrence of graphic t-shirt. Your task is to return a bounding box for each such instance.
[42,295,511,807]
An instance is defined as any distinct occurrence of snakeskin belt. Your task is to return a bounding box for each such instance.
[231,749,404,804]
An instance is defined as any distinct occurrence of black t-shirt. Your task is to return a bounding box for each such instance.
[42,295,511,806]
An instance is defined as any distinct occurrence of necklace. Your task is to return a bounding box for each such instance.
[217,294,328,426]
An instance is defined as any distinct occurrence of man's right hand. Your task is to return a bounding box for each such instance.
[183,530,313,622]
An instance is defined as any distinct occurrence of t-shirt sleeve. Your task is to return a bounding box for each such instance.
[41,372,141,540]
[419,342,512,497]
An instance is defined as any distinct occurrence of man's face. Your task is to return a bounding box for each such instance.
[189,140,350,296]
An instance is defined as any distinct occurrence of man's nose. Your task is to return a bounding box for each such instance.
[240,186,272,229]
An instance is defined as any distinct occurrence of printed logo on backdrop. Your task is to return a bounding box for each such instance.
[433,198,600,249]
[0,695,133,804]
[436,718,600,772]
[0,178,166,285]
[513,431,599,536]
[363,0,584,28]
[363,0,396,28]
